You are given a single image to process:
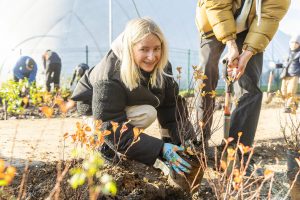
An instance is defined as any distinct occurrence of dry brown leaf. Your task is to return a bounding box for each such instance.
[40,106,54,118]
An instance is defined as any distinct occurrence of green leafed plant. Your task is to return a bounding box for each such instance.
[69,149,117,199]
[0,79,29,114]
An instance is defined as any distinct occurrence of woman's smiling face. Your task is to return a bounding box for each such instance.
[133,33,162,72]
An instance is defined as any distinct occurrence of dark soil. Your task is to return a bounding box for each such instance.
[2,159,191,200]
[1,141,294,200]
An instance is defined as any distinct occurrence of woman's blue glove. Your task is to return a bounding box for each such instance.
[162,143,192,174]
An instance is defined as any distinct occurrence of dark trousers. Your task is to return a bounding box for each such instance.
[45,63,61,92]
[195,30,263,147]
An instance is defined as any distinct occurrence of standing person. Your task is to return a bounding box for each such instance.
[195,0,290,174]
[281,35,300,113]
[71,18,195,175]
[42,50,62,92]
[13,56,37,83]
[69,63,89,88]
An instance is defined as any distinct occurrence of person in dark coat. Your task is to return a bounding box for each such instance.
[13,56,37,83]
[71,18,194,175]
[281,34,300,113]
[69,63,89,88]
[42,50,62,92]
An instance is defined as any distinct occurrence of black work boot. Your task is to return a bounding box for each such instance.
[99,143,120,164]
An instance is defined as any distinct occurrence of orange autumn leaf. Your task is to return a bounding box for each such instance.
[81,137,87,144]
[22,96,29,106]
[63,132,69,139]
[208,90,217,98]
[84,126,91,132]
[264,169,274,178]
[40,106,54,118]
[71,134,77,142]
[59,103,68,113]
[96,130,111,147]
[120,124,128,134]
[102,130,112,136]
[198,83,206,90]
[238,132,243,137]
[89,137,95,146]
[233,169,240,177]
[3,174,13,183]
[201,74,208,80]
[227,147,236,161]
[220,160,227,170]
[186,147,195,155]
[243,146,251,154]
[54,96,64,106]
[0,160,5,173]
[60,100,75,113]
[5,166,16,177]
[94,120,103,129]
[233,182,240,191]
[133,127,142,140]
[76,122,81,129]
[238,144,251,154]
[233,176,242,184]
[111,122,118,133]
[43,93,52,103]
[98,135,105,146]
[201,91,206,97]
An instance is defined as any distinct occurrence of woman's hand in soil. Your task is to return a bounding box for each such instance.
[162,143,192,174]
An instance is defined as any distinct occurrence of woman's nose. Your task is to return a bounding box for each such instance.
[147,51,155,60]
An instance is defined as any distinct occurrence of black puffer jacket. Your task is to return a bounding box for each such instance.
[71,50,190,165]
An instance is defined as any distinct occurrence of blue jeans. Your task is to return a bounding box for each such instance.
[195,30,263,146]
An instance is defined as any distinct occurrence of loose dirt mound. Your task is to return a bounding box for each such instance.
[1,140,292,200]
[3,159,192,200]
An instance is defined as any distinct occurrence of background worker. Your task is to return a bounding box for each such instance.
[280,34,300,113]
[42,50,62,92]
[13,56,37,83]
[69,63,89,88]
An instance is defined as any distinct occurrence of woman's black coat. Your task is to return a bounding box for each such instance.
[71,50,190,166]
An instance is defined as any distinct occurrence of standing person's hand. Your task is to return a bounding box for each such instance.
[235,50,253,80]
[162,143,192,174]
[225,39,239,69]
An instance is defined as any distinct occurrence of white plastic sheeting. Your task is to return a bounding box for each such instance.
[0,0,198,86]
[0,0,292,88]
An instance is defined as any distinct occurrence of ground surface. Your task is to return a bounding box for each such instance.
[0,94,297,199]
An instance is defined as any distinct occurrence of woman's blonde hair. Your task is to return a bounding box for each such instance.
[120,18,168,91]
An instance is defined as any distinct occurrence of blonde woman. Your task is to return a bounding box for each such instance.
[71,18,194,175]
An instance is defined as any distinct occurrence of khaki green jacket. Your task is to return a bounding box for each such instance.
[195,0,290,54]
